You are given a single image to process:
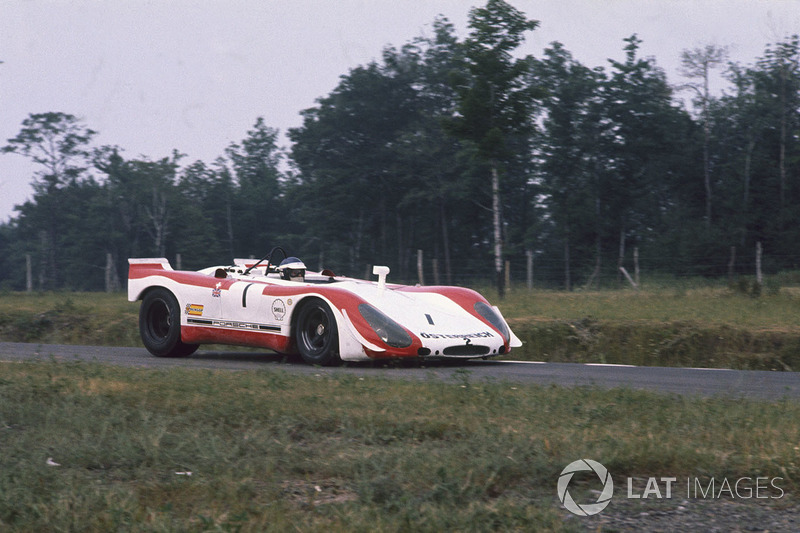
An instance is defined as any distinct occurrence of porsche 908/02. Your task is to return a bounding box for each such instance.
[128,247,521,365]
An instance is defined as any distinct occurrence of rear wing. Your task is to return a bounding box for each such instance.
[128,258,173,278]
[128,258,173,301]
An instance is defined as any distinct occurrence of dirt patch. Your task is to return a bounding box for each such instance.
[281,479,359,507]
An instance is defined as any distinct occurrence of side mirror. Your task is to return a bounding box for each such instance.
[373,266,390,290]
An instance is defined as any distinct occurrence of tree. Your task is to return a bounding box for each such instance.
[2,112,97,288]
[603,35,697,278]
[93,148,184,260]
[756,36,800,212]
[535,42,606,289]
[680,44,729,227]
[712,63,767,253]
[289,60,420,274]
[728,36,800,260]
[225,118,285,256]
[3,112,97,193]
[390,17,469,283]
[176,158,236,264]
[446,0,539,297]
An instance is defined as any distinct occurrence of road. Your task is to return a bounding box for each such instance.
[1,342,798,400]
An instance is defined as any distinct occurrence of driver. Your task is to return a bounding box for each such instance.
[278,257,306,282]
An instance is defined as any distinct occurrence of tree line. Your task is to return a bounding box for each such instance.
[1,0,799,292]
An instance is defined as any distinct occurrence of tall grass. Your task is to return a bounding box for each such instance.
[490,286,800,370]
[0,292,139,346]
[0,361,798,531]
[495,285,800,330]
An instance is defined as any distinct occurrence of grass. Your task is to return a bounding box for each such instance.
[495,283,800,330]
[0,361,798,531]
[0,291,140,346]
[492,285,800,370]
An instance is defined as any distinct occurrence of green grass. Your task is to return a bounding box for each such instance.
[0,361,798,531]
[495,285,800,330]
[0,291,140,346]
[491,287,800,370]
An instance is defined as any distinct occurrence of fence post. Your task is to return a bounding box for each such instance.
[105,253,121,293]
[755,241,763,288]
[25,254,33,293]
[728,246,736,282]
[526,250,533,291]
[619,267,639,290]
[417,249,425,286]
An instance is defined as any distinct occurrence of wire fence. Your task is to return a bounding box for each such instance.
[8,243,800,293]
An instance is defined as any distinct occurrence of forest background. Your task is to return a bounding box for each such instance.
[1,0,799,293]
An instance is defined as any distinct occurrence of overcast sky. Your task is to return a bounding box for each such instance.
[1,0,798,221]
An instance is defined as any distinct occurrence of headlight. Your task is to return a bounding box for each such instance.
[358,304,413,348]
[474,302,509,342]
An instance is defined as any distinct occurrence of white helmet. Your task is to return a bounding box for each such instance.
[278,257,306,281]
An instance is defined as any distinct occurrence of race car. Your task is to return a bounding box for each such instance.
[128,247,521,365]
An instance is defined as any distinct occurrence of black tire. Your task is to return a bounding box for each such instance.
[295,298,340,365]
[139,288,199,357]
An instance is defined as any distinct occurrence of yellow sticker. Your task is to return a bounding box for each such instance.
[185,304,204,316]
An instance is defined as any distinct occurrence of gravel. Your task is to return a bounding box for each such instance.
[560,496,800,532]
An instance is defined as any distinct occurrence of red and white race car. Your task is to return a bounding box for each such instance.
[128,247,521,365]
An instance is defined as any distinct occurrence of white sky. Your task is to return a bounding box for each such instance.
[1,0,798,221]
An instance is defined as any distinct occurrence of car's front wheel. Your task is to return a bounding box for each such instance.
[139,288,199,357]
[295,298,340,365]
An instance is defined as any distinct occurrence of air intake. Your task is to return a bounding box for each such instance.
[442,345,491,356]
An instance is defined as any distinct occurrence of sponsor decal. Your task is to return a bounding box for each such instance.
[272,299,286,321]
[186,318,281,332]
[419,331,494,340]
[212,282,222,298]
[185,304,204,316]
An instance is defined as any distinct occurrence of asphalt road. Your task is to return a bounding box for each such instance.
[1,342,798,400]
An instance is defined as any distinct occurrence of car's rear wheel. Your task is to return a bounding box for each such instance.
[139,288,199,357]
[295,298,340,365]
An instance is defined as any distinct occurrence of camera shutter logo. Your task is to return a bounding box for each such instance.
[557,459,614,516]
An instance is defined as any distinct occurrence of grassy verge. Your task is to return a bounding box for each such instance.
[497,287,800,370]
[0,292,140,346]
[1,361,798,531]
[2,288,800,369]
